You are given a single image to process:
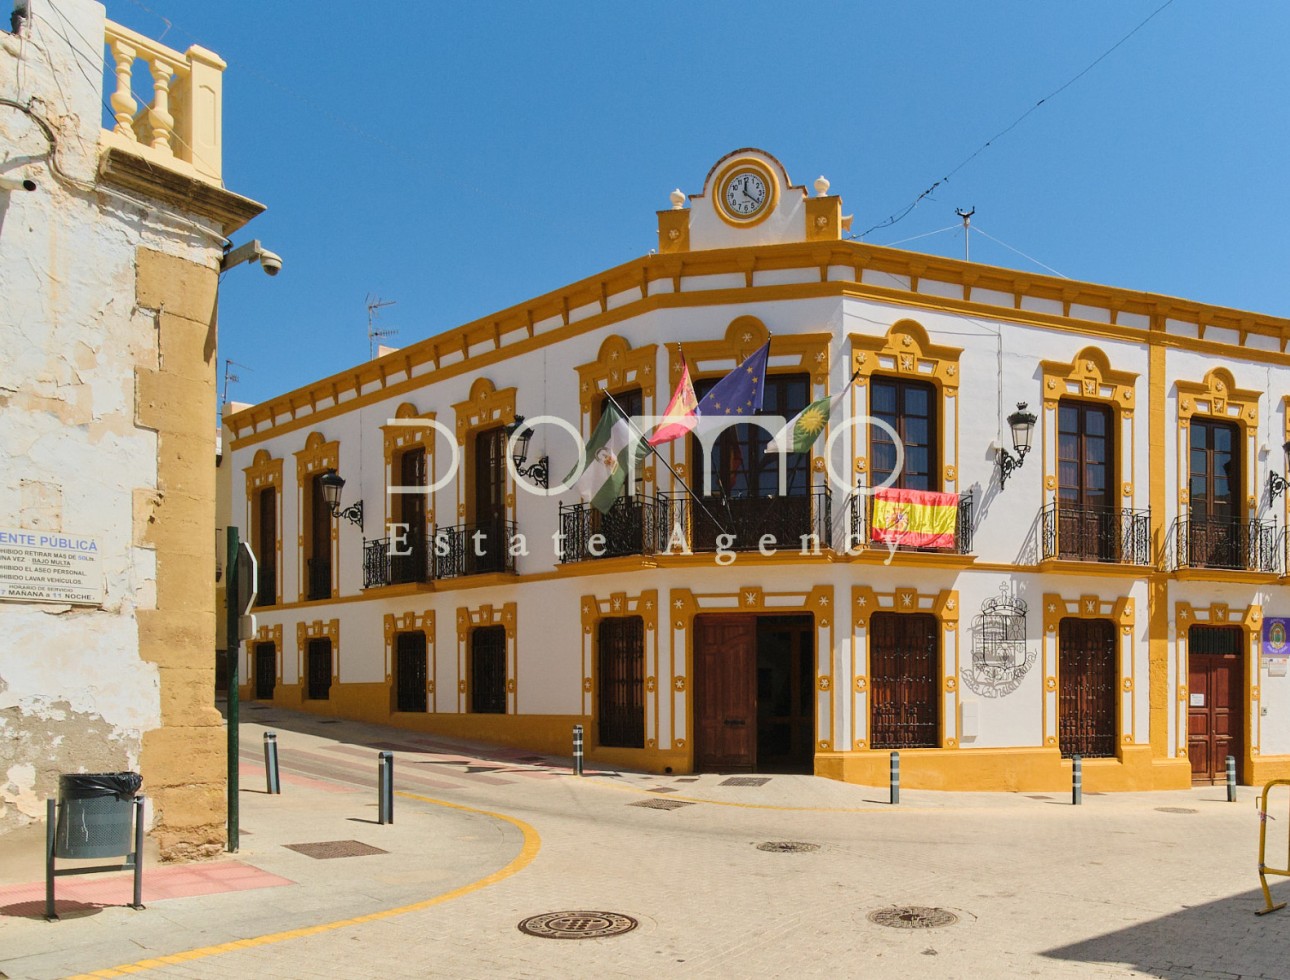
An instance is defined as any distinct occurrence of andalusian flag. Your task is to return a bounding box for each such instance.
[870,488,959,549]
[569,401,635,513]
[766,388,848,454]
[647,353,698,446]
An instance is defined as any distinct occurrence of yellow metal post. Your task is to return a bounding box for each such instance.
[1256,779,1290,915]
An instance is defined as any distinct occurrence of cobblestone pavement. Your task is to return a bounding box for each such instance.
[2,709,1288,979]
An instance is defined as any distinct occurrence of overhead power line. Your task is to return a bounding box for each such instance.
[855,0,1178,240]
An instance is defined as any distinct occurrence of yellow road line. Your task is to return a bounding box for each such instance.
[71,792,540,980]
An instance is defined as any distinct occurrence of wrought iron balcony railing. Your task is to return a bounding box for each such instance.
[305,556,331,600]
[679,488,832,553]
[558,494,676,562]
[363,533,432,589]
[433,520,518,578]
[1172,515,1278,573]
[847,490,974,556]
[1040,504,1151,565]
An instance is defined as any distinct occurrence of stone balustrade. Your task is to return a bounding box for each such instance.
[101,20,224,184]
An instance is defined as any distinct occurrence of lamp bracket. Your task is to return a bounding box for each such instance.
[515,457,549,490]
[335,500,364,531]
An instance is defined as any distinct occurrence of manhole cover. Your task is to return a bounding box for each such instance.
[518,911,638,939]
[284,840,389,859]
[720,776,771,787]
[756,841,820,853]
[868,906,959,929]
[1155,806,1198,814]
[629,798,694,810]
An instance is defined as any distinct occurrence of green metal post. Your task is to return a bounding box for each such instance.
[226,526,239,853]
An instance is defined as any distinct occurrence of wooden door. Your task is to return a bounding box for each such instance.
[1056,400,1114,560]
[870,612,939,749]
[256,487,276,605]
[471,427,506,574]
[1188,419,1241,568]
[395,631,427,713]
[694,615,756,771]
[306,638,331,701]
[598,617,645,748]
[307,475,332,600]
[254,642,276,701]
[755,616,814,773]
[1188,625,1243,782]
[393,448,427,584]
[1058,618,1117,757]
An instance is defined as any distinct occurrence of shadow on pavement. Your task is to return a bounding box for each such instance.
[1042,881,1290,978]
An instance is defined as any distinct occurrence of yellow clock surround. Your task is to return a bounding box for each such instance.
[714,158,778,227]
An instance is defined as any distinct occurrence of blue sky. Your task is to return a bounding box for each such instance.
[104,1,1290,409]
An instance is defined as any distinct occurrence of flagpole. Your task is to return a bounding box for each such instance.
[598,388,731,539]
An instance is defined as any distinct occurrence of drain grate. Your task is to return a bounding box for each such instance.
[518,911,638,939]
[1155,806,1198,814]
[629,798,694,811]
[318,719,341,724]
[284,840,389,859]
[868,906,959,930]
[647,787,679,794]
[756,841,820,853]
[720,776,771,787]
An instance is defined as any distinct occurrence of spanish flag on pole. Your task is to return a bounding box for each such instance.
[869,488,959,549]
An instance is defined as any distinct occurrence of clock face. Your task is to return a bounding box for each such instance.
[723,170,768,218]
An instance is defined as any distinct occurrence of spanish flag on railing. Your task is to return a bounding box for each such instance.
[870,488,959,549]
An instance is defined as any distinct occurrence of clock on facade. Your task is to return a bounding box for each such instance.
[716,161,776,224]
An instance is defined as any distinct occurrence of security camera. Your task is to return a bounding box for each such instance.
[258,248,283,276]
[221,239,284,277]
[0,175,37,192]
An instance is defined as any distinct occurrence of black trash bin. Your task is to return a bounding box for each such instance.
[54,772,142,859]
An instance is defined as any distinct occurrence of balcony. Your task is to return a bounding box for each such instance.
[1040,504,1151,565]
[678,488,832,554]
[432,521,518,578]
[102,20,225,183]
[363,534,432,589]
[848,491,974,556]
[558,495,675,563]
[1172,516,1278,573]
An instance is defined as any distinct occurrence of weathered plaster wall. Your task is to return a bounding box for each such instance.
[1,0,229,858]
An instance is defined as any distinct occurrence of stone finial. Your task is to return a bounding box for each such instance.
[670,188,685,210]
[814,176,830,197]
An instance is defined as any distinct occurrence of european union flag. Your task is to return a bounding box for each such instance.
[694,340,770,417]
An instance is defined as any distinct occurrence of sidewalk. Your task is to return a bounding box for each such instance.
[2,709,1287,979]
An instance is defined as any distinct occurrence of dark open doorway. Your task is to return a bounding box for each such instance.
[693,613,814,774]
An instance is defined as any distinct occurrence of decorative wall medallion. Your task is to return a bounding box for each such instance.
[964,583,1035,698]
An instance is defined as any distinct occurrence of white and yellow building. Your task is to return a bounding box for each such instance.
[225,148,1290,792]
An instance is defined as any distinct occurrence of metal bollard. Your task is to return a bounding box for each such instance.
[1072,754,1082,806]
[378,751,394,825]
[889,751,900,805]
[264,732,281,795]
[573,724,584,777]
[1226,755,1237,802]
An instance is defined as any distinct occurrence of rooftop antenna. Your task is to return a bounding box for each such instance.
[220,359,253,420]
[956,207,976,262]
[366,294,398,359]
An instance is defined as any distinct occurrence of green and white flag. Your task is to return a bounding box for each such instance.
[569,401,635,513]
[766,386,849,454]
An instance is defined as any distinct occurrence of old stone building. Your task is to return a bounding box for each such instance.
[0,0,263,856]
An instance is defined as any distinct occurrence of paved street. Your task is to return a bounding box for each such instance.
[2,709,1288,979]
